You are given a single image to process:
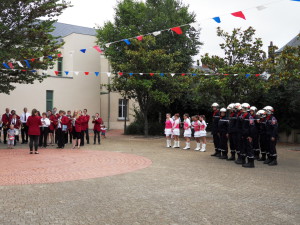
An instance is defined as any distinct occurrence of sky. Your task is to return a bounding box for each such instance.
[56,0,300,60]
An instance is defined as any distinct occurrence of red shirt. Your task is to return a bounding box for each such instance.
[27,115,42,135]
[92,117,103,132]
[49,115,56,131]
[2,113,12,127]
[73,116,83,132]
[81,114,90,130]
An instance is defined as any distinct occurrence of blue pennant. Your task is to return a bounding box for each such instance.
[123,39,131,45]
[129,73,133,76]
[95,72,100,76]
[48,55,53,60]
[65,71,69,75]
[245,74,251,78]
[192,73,197,76]
[80,49,87,53]
[24,60,31,68]
[212,17,221,23]
[160,73,164,77]
[2,63,10,69]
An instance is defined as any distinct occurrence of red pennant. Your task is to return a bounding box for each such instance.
[181,73,185,76]
[136,35,143,41]
[224,74,229,76]
[8,62,14,69]
[171,27,183,35]
[255,74,260,77]
[22,70,26,72]
[57,53,62,58]
[31,58,35,62]
[150,73,154,76]
[118,72,123,76]
[231,11,246,20]
[93,46,103,53]
[54,71,59,76]
[84,72,89,75]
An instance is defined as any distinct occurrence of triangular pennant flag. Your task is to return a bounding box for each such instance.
[95,72,100,76]
[118,72,123,76]
[129,73,133,76]
[139,73,143,76]
[291,0,300,2]
[42,70,47,75]
[57,53,62,58]
[74,71,79,76]
[261,72,271,80]
[31,58,35,62]
[150,73,154,76]
[107,72,111,77]
[16,61,24,67]
[8,62,14,69]
[2,63,10,69]
[54,71,59,76]
[31,70,37,73]
[39,57,44,61]
[212,17,221,23]
[256,5,267,11]
[105,43,111,48]
[192,73,197,76]
[136,36,143,41]
[153,31,161,36]
[47,56,53,60]
[84,72,89,75]
[160,73,164,77]
[181,73,185,76]
[171,73,175,77]
[64,71,69,75]
[170,27,183,35]
[231,11,246,20]
[245,74,251,78]
[255,74,261,77]
[93,46,103,53]
[24,60,31,68]
[123,39,131,45]
[80,49,87,53]
[224,74,229,76]
[234,74,238,76]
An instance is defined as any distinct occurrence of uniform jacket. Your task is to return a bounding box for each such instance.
[49,115,56,131]
[81,114,90,130]
[212,110,220,134]
[27,115,42,135]
[228,112,237,134]
[258,118,267,135]
[73,116,83,133]
[2,113,12,128]
[92,117,103,132]
[218,116,229,134]
[265,115,278,138]
[10,118,21,129]
[241,112,251,137]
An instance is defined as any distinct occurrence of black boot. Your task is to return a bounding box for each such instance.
[235,154,243,164]
[268,156,277,166]
[257,153,266,161]
[241,156,246,165]
[254,151,260,160]
[264,156,273,164]
[242,158,255,168]
[211,150,219,157]
[219,152,228,159]
[227,152,235,161]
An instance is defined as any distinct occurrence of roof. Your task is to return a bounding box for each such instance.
[278,33,300,52]
[51,22,96,38]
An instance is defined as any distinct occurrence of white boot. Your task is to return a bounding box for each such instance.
[166,140,169,148]
[194,143,201,151]
[168,140,172,147]
[183,142,189,150]
[176,141,180,148]
[172,141,177,148]
[166,139,171,148]
[200,144,206,152]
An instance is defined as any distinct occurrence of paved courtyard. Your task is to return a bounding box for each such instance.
[0,130,299,225]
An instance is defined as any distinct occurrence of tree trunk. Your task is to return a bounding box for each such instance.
[144,109,149,137]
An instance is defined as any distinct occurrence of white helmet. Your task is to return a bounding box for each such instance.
[250,106,257,112]
[220,108,227,113]
[227,103,235,110]
[235,103,242,110]
[257,110,267,117]
[211,103,219,108]
[241,103,250,112]
[263,106,274,114]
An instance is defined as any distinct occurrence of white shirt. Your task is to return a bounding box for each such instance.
[40,118,50,127]
[11,118,17,125]
[20,112,30,123]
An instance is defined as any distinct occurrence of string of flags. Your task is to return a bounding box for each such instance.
[1,0,298,69]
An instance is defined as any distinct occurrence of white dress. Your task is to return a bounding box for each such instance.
[193,121,201,137]
[164,118,173,136]
[183,118,192,138]
[172,119,180,136]
[199,120,207,137]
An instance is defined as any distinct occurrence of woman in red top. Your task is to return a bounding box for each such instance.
[47,110,56,146]
[71,110,82,149]
[26,109,42,154]
[92,113,103,145]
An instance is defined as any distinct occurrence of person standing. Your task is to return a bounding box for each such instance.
[20,107,30,144]
[172,114,181,148]
[81,109,90,145]
[71,110,82,149]
[10,114,21,146]
[192,115,201,151]
[164,113,173,148]
[2,108,12,144]
[56,110,69,149]
[66,110,72,144]
[198,115,207,152]
[7,124,16,149]
[183,114,192,150]
[48,110,56,146]
[0,117,3,143]
[92,113,103,145]
[39,113,50,148]
[249,106,260,160]
[257,110,268,162]
[211,103,221,157]
[227,103,238,161]
[218,108,229,159]
[27,109,42,154]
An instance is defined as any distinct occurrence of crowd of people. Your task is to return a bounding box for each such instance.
[164,103,279,168]
[0,107,107,154]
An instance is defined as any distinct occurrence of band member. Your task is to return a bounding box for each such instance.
[234,103,243,164]
[2,108,12,144]
[71,110,82,149]
[81,109,90,146]
[193,115,201,151]
[164,113,173,148]
[10,114,21,146]
[218,108,229,159]
[0,117,2,143]
[199,115,207,152]
[264,106,278,166]
[55,110,69,149]
[211,103,221,157]
[39,113,50,148]
[256,110,268,162]
[183,114,192,150]
[20,107,30,144]
[250,106,260,160]
[66,110,73,144]
[27,109,42,154]
[92,113,103,145]
[227,103,237,161]
[172,113,180,148]
[48,110,56,146]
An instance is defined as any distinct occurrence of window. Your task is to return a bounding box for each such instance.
[118,99,128,119]
[46,90,54,111]
[57,57,63,76]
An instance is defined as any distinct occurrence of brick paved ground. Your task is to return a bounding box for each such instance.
[0,130,299,225]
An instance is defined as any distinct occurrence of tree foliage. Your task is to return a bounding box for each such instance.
[0,0,70,94]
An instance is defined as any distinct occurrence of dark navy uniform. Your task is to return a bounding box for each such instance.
[265,115,278,165]
[257,117,268,161]
[235,111,243,164]
[228,112,237,160]
[250,114,260,159]
[211,110,220,156]
[218,115,229,159]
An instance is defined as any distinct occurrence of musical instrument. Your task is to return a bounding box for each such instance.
[15,129,20,135]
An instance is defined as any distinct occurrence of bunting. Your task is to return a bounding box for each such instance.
[231,11,246,20]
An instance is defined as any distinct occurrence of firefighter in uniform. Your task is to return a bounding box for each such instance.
[234,103,244,164]
[264,106,278,166]
[211,103,221,157]
[250,106,260,160]
[217,108,229,159]
[227,103,237,161]
[256,110,268,161]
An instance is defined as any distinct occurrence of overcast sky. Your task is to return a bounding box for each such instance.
[56,0,300,60]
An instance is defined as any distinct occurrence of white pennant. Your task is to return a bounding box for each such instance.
[39,57,44,61]
[152,31,161,36]
[42,70,47,76]
[105,43,111,48]
[107,72,111,77]
[256,5,267,11]
[171,73,175,77]
[234,74,239,76]
[261,72,271,80]
[139,73,143,76]
[74,71,79,76]
[16,61,24,67]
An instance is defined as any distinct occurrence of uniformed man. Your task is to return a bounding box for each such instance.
[249,106,260,160]
[210,103,221,157]
[227,103,237,161]
[256,110,268,161]
[234,103,243,164]
[218,108,229,159]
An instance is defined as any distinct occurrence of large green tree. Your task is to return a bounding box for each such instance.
[0,0,70,94]
[96,0,201,136]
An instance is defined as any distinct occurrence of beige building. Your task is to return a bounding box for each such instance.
[0,22,134,130]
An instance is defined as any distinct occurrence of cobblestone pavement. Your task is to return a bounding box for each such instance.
[0,131,299,225]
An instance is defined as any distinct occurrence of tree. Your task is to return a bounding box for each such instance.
[96,0,201,136]
[0,0,70,94]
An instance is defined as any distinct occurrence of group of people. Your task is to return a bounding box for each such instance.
[164,102,279,168]
[0,107,107,154]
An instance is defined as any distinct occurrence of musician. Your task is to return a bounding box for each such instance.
[80,109,90,146]
[20,107,30,144]
[39,113,50,148]
[71,110,82,149]
[27,109,42,154]
[65,110,72,144]
[48,110,56,146]
[10,114,21,146]
[55,110,69,149]
[92,113,103,144]
[2,108,12,144]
